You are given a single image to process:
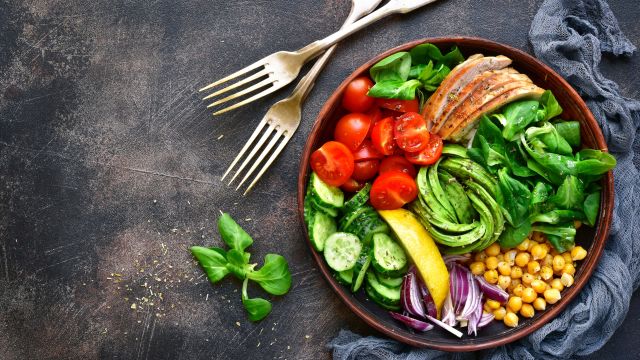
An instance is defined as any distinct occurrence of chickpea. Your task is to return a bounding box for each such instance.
[561,273,574,288]
[485,243,501,257]
[504,250,518,266]
[544,288,561,304]
[552,255,566,272]
[550,278,564,292]
[515,252,531,267]
[530,244,547,260]
[510,266,523,279]
[531,231,545,242]
[486,299,501,310]
[516,239,530,251]
[520,304,535,318]
[574,220,582,229]
[493,307,507,321]
[512,284,525,297]
[540,266,554,281]
[563,263,576,276]
[508,278,522,292]
[498,275,511,290]
[508,296,523,312]
[533,297,547,311]
[540,254,554,267]
[484,270,499,284]
[504,312,519,327]
[571,246,587,261]
[486,256,499,270]
[470,262,485,275]
[531,279,547,294]
[498,262,512,276]
[474,252,487,262]
[521,287,537,303]
[522,273,535,285]
[527,261,541,274]
[496,254,505,262]
[562,252,573,265]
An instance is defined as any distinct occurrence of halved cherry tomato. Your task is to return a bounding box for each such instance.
[352,139,382,161]
[370,117,397,156]
[310,141,354,186]
[405,133,444,166]
[379,155,417,178]
[376,98,419,113]
[352,159,380,181]
[334,113,372,151]
[366,107,383,137]
[394,112,430,152]
[340,178,366,193]
[370,171,418,210]
[342,77,375,113]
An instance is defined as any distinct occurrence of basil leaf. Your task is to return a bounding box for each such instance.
[190,246,229,283]
[575,149,617,175]
[497,168,531,226]
[554,121,581,148]
[551,176,585,210]
[241,278,272,322]
[246,254,292,296]
[409,44,464,68]
[408,64,427,79]
[536,224,576,252]
[498,221,532,249]
[226,249,248,279]
[539,90,563,121]
[583,191,601,226]
[418,62,450,91]
[525,122,573,156]
[500,100,542,141]
[218,212,253,254]
[529,210,584,224]
[369,52,412,83]
[367,79,422,100]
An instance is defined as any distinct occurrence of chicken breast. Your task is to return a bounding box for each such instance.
[422,55,512,130]
[432,68,531,134]
[445,85,545,141]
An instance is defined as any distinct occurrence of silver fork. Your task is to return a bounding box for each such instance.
[222,0,383,195]
[200,0,439,115]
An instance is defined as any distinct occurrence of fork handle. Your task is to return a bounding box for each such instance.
[297,0,439,61]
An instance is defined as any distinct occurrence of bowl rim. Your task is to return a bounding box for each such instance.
[296,36,614,351]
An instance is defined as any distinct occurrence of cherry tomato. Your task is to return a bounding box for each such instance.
[340,178,366,193]
[405,133,444,166]
[352,159,380,181]
[366,106,383,137]
[376,98,419,113]
[394,112,430,152]
[370,117,397,156]
[310,141,354,186]
[333,113,372,151]
[352,139,383,161]
[342,77,375,113]
[370,171,419,210]
[379,155,417,178]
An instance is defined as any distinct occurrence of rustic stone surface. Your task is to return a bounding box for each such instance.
[0,0,638,359]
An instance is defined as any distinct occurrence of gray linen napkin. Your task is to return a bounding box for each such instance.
[329,0,640,358]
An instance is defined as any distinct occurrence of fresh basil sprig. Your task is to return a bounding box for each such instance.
[191,213,292,322]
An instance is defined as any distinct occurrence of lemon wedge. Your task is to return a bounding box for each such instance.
[378,208,449,317]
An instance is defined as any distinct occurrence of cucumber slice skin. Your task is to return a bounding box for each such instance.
[335,269,354,285]
[344,207,389,246]
[365,283,401,311]
[310,172,344,210]
[351,253,371,293]
[309,196,339,217]
[365,270,401,307]
[371,233,408,277]
[323,232,363,272]
[342,183,371,215]
[375,272,404,288]
[309,211,337,252]
[303,195,315,229]
[338,206,369,232]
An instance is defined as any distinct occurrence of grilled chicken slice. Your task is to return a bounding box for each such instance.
[444,84,545,141]
[422,55,512,130]
[432,68,531,134]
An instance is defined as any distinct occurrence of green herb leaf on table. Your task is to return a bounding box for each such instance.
[241,278,272,322]
[191,213,291,322]
[247,254,292,296]
[190,246,229,283]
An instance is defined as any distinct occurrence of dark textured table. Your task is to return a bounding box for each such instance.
[1,0,639,359]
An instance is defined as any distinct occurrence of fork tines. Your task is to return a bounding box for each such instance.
[199,59,279,115]
[222,117,290,195]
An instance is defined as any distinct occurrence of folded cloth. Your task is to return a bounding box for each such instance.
[329,0,640,358]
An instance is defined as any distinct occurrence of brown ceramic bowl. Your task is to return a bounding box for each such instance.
[296,37,614,351]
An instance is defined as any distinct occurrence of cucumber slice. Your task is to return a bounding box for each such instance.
[375,272,404,288]
[323,232,362,272]
[335,269,353,285]
[344,207,389,246]
[342,183,371,214]
[371,233,407,276]
[365,270,401,309]
[309,196,339,217]
[310,172,344,210]
[338,206,369,232]
[309,211,337,252]
[351,253,371,293]
[303,195,315,228]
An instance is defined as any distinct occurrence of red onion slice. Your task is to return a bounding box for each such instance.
[389,312,434,332]
[475,275,509,303]
[400,271,426,319]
